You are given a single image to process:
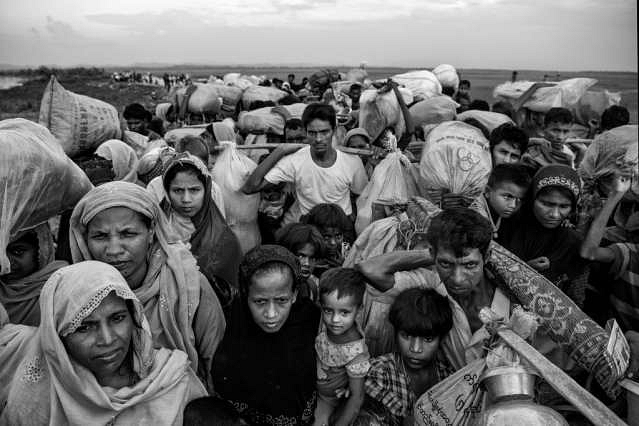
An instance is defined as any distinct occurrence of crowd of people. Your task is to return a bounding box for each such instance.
[0,65,637,426]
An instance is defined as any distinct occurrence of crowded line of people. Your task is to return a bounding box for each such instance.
[0,66,637,426]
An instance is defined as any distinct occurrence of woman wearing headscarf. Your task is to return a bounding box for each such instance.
[497,164,588,305]
[0,223,67,326]
[0,261,206,425]
[158,153,242,307]
[69,181,225,392]
[212,245,320,425]
[95,139,140,183]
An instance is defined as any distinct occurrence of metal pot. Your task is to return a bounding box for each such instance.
[472,366,568,426]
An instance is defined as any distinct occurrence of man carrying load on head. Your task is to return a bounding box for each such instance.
[242,103,368,225]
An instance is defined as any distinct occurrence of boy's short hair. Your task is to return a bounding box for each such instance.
[285,118,304,131]
[301,203,355,243]
[489,123,529,153]
[276,222,326,259]
[176,135,209,165]
[389,288,453,338]
[302,103,337,130]
[468,99,490,111]
[319,267,366,306]
[600,105,629,131]
[426,208,493,258]
[183,397,245,426]
[544,107,573,127]
[459,79,471,88]
[487,163,533,189]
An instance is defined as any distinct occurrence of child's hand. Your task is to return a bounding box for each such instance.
[335,388,350,398]
[527,257,550,271]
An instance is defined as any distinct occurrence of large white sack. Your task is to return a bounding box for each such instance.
[345,68,368,83]
[492,80,536,101]
[170,83,222,115]
[409,96,458,128]
[355,152,419,234]
[223,73,242,85]
[359,87,413,142]
[208,84,244,112]
[419,121,491,200]
[392,70,442,101]
[523,78,598,112]
[211,142,261,253]
[122,130,149,157]
[242,86,288,109]
[456,110,514,132]
[0,119,93,273]
[237,107,286,135]
[432,64,459,91]
[38,76,121,158]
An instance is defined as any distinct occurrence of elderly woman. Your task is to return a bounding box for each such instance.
[212,245,320,425]
[0,261,206,425]
[0,224,67,326]
[154,153,242,307]
[69,181,225,391]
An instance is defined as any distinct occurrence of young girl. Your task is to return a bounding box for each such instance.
[276,222,326,304]
[302,203,355,274]
[314,267,370,426]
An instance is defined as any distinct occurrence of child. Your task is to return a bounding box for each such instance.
[314,267,370,426]
[482,164,532,238]
[276,222,326,303]
[257,181,294,244]
[302,203,355,272]
[522,107,576,170]
[364,288,454,426]
[489,123,529,166]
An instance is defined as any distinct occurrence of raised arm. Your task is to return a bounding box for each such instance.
[580,174,632,262]
[241,143,305,194]
[355,249,432,292]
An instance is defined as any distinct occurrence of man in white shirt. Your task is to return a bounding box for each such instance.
[242,103,368,224]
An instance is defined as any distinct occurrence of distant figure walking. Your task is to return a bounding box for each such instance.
[511,70,518,82]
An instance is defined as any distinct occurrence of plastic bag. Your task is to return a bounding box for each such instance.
[237,107,286,135]
[409,96,458,128]
[241,86,288,109]
[414,359,486,426]
[38,76,121,158]
[419,121,492,200]
[122,130,148,157]
[456,110,514,132]
[355,152,418,234]
[432,64,459,91]
[345,68,368,83]
[0,119,93,273]
[358,87,414,142]
[391,70,442,101]
[211,142,261,253]
[571,90,622,127]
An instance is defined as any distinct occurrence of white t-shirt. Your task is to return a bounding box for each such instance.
[264,146,368,224]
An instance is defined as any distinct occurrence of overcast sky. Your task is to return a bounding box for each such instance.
[0,0,636,71]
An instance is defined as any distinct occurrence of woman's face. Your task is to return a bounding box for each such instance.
[62,292,134,386]
[247,267,297,333]
[168,171,205,218]
[533,189,573,229]
[1,233,38,282]
[295,243,316,279]
[321,227,343,258]
[87,207,153,289]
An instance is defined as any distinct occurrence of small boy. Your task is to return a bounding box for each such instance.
[276,222,326,303]
[482,164,532,238]
[314,267,370,426]
[364,288,454,426]
[489,123,529,166]
[522,107,576,170]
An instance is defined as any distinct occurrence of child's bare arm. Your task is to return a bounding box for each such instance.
[333,376,365,426]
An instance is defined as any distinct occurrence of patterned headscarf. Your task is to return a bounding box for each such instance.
[239,245,301,295]
[532,164,581,208]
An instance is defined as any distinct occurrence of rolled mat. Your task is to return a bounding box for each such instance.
[486,241,625,398]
